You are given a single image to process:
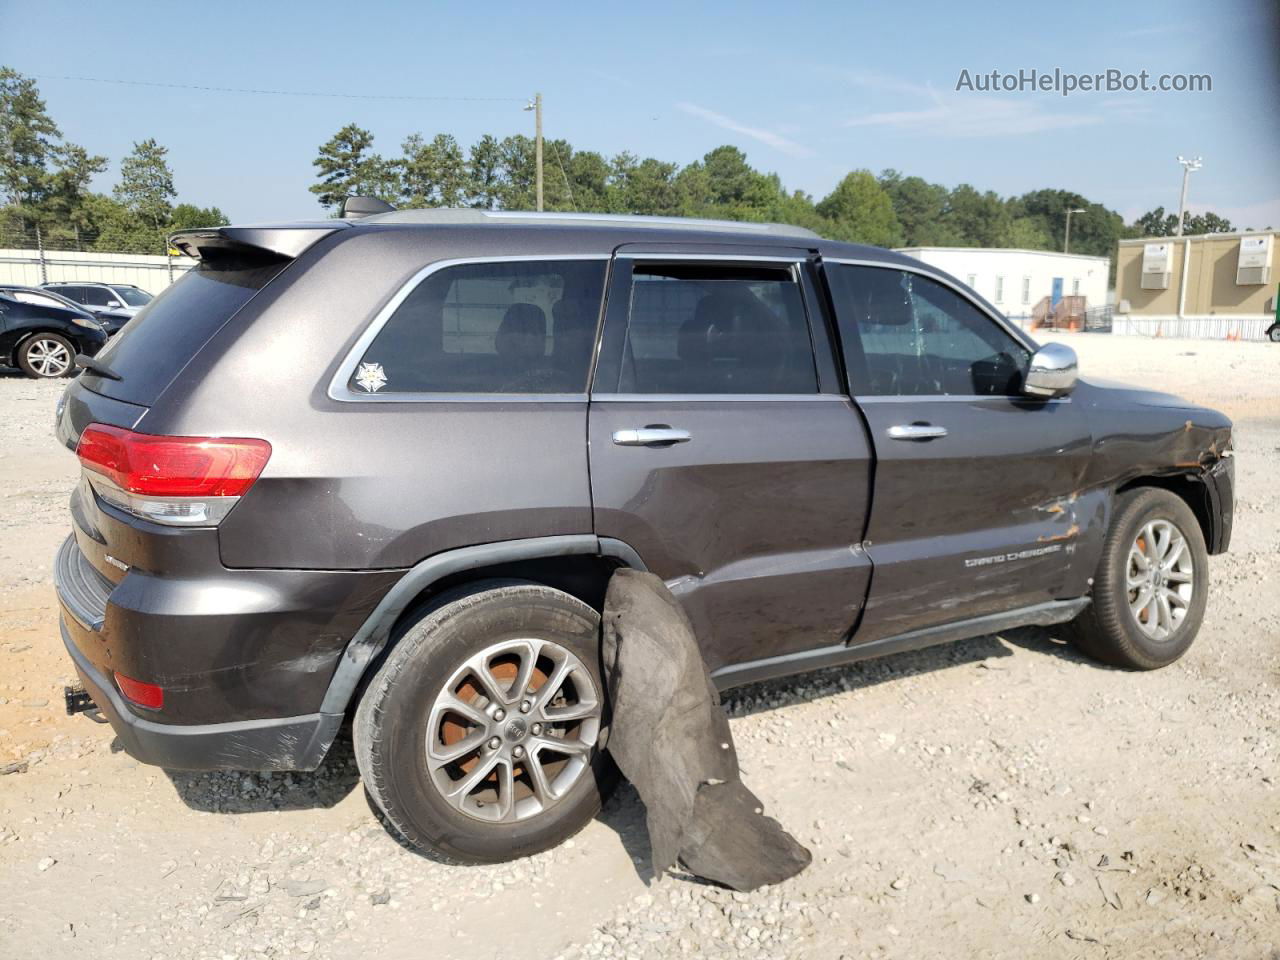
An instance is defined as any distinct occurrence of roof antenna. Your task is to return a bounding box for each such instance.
[340,196,397,219]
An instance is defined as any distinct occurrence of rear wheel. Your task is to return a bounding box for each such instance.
[17,333,75,378]
[1268,324,1280,343]
[354,583,613,863]
[1068,488,1209,669]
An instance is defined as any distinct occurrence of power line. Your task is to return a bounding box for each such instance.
[34,74,527,103]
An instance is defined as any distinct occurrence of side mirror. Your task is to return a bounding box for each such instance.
[1023,342,1078,398]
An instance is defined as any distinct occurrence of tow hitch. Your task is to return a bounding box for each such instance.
[64,684,106,722]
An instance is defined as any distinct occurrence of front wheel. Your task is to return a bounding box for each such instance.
[1267,324,1280,343]
[1067,488,1209,669]
[354,582,614,863]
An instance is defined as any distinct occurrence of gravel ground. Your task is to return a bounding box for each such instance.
[0,334,1277,959]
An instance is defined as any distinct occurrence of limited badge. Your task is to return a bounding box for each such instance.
[355,362,388,393]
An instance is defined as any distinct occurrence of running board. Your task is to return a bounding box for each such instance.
[710,598,1090,691]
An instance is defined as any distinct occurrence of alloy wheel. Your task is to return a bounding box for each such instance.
[26,338,72,377]
[425,637,601,823]
[1126,518,1194,641]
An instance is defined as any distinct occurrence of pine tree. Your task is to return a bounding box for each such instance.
[115,138,176,235]
[310,124,397,210]
[0,67,63,229]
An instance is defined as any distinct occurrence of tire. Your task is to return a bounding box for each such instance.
[1067,488,1209,669]
[1267,324,1280,343]
[17,333,76,378]
[354,582,615,863]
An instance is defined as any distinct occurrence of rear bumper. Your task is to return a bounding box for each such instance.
[60,617,341,771]
[52,526,392,771]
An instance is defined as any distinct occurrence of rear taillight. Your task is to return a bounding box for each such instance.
[76,424,271,526]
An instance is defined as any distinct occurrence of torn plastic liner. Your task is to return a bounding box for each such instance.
[601,569,811,891]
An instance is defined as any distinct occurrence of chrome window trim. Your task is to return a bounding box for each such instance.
[854,394,1071,404]
[619,253,808,263]
[822,256,1038,352]
[327,254,610,404]
[591,393,850,404]
[334,391,590,405]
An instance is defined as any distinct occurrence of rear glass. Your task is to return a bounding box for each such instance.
[82,256,287,405]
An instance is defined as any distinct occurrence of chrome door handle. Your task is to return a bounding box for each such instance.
[887,423,948,441]
[612,427,692,446]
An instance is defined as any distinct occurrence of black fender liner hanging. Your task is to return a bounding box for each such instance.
[600,569,811,891]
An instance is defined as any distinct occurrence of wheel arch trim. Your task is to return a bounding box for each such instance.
[318,535,646,715]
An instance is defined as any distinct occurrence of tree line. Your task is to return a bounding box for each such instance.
[312,123,1248,266]
[0,67,227,254]
[1,65,1249,263]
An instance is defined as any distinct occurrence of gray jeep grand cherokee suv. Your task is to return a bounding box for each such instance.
[53,209,1233,862]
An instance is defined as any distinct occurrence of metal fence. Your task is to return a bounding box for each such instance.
[1008,306,1276,342]
[0,245,194,293]
[1084,306,1113,333]
[1110,315,1272,342]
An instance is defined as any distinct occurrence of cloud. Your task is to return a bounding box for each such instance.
[819,67,934,99]
[823,66,1103,138]
[1114,22,1192,39]
[845,94,1102,138]
[675,102,814,158]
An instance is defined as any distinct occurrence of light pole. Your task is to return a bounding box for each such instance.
[523,93,544,212]
[1175,155,1202,237]
[1064,207,1086,254]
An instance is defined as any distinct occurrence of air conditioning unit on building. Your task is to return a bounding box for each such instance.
[1140,242,1172,290]
[1236,234,1273,285]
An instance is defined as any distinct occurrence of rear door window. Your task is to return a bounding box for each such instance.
[82,256,289,405]
[343,259,606,396]
[605,263,818,395]
[51,285,87,303]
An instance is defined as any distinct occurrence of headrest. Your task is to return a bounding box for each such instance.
[498,302,547,338]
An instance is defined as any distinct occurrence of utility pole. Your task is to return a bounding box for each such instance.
[1175,155,1202,237]
[524,92,544,211]
[1064,207,1086,254]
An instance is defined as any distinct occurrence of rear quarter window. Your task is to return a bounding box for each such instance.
[343,259,606,396]
[83,256,288,405]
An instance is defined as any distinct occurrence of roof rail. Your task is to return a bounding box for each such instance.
[362,208,822,239]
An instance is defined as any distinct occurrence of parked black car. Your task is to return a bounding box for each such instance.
[0,285,108,378]
[42,281,152,334]
[53,208,1233,863]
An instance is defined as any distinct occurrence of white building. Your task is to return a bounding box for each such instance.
[896,247,1110,320]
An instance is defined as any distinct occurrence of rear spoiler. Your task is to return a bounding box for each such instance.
[169,222,352,261]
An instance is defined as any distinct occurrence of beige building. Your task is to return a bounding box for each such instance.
[1113,230,1278,340]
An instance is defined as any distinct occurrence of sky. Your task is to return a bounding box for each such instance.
[2,0,1277,228]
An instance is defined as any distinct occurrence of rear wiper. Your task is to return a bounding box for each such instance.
[74,354,123,381]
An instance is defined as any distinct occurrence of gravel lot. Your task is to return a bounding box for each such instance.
[0,334,1276,959]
